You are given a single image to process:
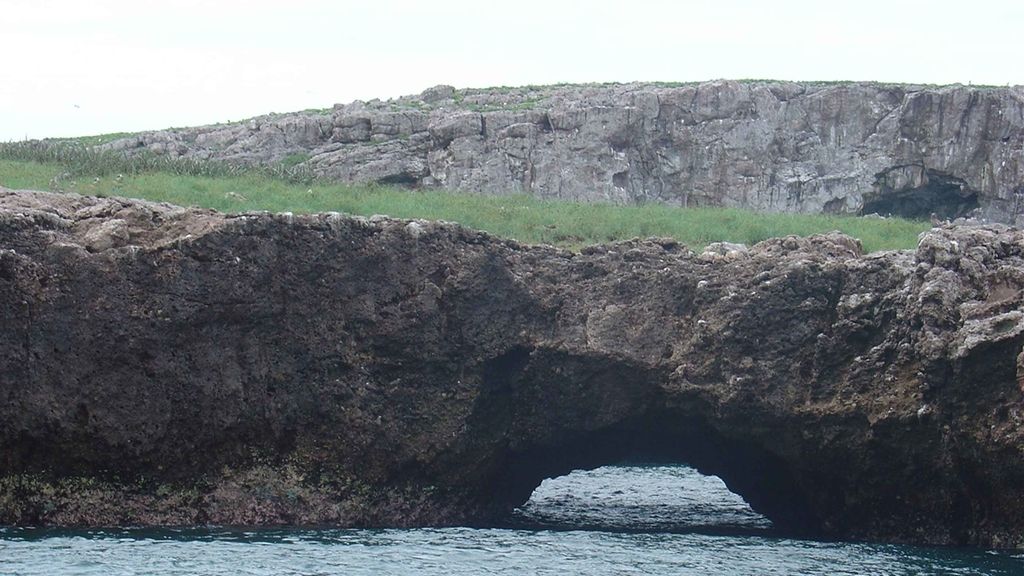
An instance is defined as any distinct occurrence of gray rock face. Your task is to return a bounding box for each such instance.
[99,81,1024,223]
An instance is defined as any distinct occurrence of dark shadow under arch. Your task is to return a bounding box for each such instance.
[456,346,824,538]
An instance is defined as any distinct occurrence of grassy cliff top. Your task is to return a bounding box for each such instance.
[0,142,929,253]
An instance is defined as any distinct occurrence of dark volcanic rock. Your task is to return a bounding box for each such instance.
[97,81,1024,223]
[2,188,1024,548]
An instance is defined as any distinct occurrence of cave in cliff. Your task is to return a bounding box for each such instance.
[861,168,980,220]
[475,398,820,537]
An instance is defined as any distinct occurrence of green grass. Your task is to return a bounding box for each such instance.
[280,152,311,168]
[56,132,138,147]
[0,141,315,183]
[0,147,929,253]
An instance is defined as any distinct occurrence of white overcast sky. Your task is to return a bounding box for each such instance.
[2,0,1022,141]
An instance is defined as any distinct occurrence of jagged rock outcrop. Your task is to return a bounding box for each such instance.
[99,81,1024,223]
[2,188,1024,548]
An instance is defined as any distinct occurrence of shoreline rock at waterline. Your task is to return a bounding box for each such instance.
[2,187,1024,548]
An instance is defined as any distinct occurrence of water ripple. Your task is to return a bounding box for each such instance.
[2,466,1022,575]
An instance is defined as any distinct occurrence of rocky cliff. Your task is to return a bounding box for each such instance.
[99,81,1024,223]
[2,188,1024,548]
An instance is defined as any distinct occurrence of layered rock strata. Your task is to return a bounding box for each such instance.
[2,188,1024,548]
[99,81,1024,222]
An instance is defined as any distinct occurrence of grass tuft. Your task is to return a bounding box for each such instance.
[0,141,316,184]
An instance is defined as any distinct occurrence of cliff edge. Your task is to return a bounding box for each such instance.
[99,81,1024,223]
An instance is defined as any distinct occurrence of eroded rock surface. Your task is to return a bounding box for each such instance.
[2,188,1024,548]
[98,81,1024,222]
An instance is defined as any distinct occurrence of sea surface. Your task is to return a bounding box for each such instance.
[2,465,1022,575]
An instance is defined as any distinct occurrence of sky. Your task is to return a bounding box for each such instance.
[3,0,1022,141]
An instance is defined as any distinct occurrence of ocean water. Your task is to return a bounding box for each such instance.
[2,466,1021,576]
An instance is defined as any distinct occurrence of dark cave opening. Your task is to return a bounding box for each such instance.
[612,171,630,189]
[376,173,421,187]
[861,169,979,220]
[467,347,823,538]
[481,412,820,538]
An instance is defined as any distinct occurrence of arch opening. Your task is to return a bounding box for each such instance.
[461,348,824,538]
[469,409,823,537]
[510,463,773,535]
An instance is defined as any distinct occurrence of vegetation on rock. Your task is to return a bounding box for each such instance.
[0,142,928,252]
